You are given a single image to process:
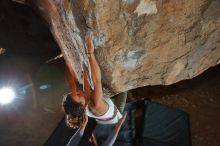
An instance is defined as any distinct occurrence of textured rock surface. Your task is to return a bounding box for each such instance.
[35,0,220,95]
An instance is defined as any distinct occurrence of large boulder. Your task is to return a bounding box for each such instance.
[34,0,220,95]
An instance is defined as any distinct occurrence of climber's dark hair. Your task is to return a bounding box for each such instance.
[62,94,85,129]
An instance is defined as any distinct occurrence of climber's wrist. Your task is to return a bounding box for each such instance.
[87,52,94,55]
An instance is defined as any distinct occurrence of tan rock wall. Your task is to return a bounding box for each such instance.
[35,0,220,96]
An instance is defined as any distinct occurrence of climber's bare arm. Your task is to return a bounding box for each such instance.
[66,64,79,101]
[85,33,103,106]
[83,66,90,103]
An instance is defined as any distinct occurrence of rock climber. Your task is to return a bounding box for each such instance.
[62,32,127,128]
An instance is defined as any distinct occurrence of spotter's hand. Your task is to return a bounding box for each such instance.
[118,112,127,126]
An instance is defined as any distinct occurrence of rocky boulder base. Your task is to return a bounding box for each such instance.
[35,0,220,96]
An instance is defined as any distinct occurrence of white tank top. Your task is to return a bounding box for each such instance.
[86,97,122,124]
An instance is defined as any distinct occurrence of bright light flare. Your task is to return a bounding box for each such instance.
[0,87,16,105]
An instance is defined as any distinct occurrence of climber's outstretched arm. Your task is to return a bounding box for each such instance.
[85,33,103,106]
[66,64,78,101]
[83,66,91,103]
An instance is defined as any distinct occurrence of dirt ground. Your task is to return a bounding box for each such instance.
[132,65,220,146]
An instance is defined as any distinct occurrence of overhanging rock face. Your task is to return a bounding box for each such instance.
[35,0,220,96]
